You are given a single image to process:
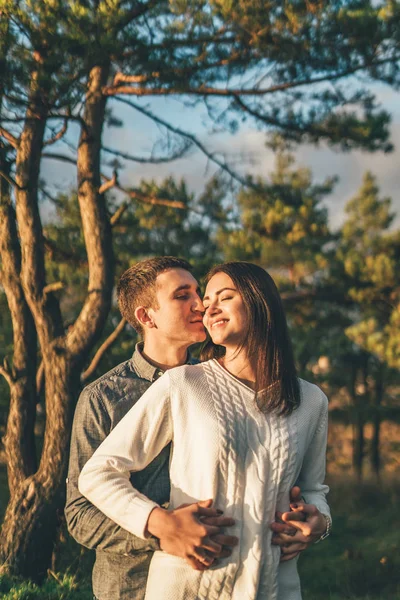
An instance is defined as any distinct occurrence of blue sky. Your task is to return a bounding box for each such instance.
[41,83,400,230]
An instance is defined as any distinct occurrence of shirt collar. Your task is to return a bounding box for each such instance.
[132,341,197,382]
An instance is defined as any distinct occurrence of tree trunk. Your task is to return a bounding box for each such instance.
[0,152,37,496]
[350,363,365,481]
[0,352,79,581]
[371,363,385,481]
[0,61,114,581]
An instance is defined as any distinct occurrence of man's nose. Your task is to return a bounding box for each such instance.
[193,295,205,312]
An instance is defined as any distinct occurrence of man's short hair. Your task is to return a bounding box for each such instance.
[117,256,193,335]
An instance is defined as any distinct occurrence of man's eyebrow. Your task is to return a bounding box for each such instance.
[171,284,200,295]
[203,287,236,302]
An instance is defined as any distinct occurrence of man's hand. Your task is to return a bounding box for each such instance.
[147,500,237,570]
[271,487,327,562]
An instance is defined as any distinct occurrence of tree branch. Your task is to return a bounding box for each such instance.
[81,318,127,383]
[110,201,129,225]
[102,141,190,164]
[0,362,14,387]
[99,170,118,195]
[43,118,69,146]
[118,0,161,30]
[104,56,398,98]
[0,169,21,189]
[36,360,44,396]
[114,96,247,185]
[41,152,76,166]
[0,126,19,148]
[100,172,189,209]
[43,281,64,294]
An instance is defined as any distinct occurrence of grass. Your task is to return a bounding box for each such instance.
[0,473,399,599]
[299,476,400,599]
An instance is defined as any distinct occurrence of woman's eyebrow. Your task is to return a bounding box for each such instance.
[203,287,236,302]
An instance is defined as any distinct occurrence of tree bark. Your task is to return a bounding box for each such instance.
[350,363,365,481]
[371,363,385,481]
[66,64,114,364]
[0,152,37,496]
[0,61,114,581]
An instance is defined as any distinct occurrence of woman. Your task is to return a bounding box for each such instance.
[79,262,330,600]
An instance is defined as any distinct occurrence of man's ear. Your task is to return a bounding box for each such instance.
[135,306,156,330]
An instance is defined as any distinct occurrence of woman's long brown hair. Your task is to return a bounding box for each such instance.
[201,261,300,415]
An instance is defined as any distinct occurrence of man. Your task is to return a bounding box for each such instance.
[65,256,330,600]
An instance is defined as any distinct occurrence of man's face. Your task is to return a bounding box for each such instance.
[147,268,206,346]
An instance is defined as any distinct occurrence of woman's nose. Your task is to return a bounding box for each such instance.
[207,300,220,315]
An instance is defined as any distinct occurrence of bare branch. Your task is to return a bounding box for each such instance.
[36,361,44,396]
[99,170,118,195]
[114,96,247,185]
[43,118,69,146]
[118,0,161,29]
[102,142,190,164]
[110,201,129,226]
[0,169,21,189]
[100,173,189,210]
[81,318,127,383]
[41,152,76,166]
[0,360,14,387]
[0,126,19,148]
[43,281,64,294]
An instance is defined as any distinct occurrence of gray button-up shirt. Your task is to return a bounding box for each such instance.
[65,344,195,600]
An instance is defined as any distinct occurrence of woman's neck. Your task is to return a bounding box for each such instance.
[218,348,257,390]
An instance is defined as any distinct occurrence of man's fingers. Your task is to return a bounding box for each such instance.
[201,537,222,554]
[217,547,233,559]
[270,522,297,535]
[193,548,215,567]
[210,534,238,548]
[186,555,209,571]
[196,506,222,518]
[272,531,308,546]
[201,516,235,527]
[280,550,300,562]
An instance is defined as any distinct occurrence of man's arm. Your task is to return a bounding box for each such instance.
[65,386,159,554]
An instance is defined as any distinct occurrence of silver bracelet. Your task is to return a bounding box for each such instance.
[314,513,332,543]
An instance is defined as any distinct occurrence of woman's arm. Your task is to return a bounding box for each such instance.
[78,372,173,540]
[296,391,330,518]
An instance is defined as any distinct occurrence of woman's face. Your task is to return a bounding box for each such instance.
[203,272,249,350]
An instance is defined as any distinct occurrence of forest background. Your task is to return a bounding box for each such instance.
[0,1,399,598]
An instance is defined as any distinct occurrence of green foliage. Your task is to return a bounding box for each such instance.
[219,146,334,287]
[0,572,92,600]
[337,172,400,369]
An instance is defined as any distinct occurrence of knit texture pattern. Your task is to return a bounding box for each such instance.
[79,360,330,600]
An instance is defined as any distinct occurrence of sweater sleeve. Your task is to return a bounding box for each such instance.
[296,391,331,519]
[79,372,173,540]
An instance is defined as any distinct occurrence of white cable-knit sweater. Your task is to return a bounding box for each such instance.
[79,359,330,600]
